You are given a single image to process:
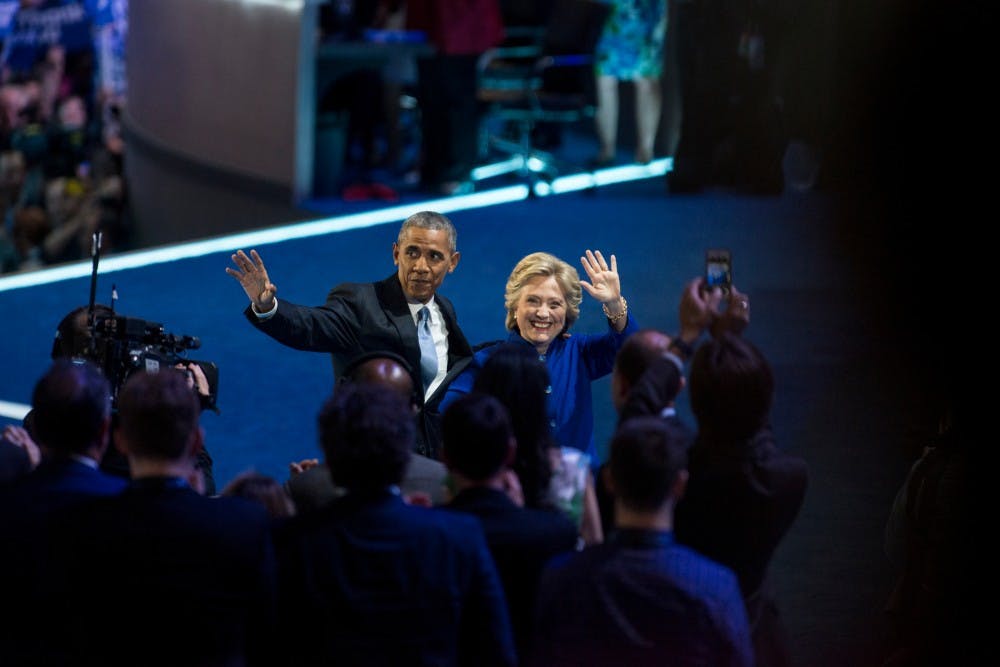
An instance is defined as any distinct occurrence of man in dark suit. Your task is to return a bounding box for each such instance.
[273,382,517,666]
[440,392,578,659]
[0,358,128,664]
[227,210,473,459]
[44,368,278,667]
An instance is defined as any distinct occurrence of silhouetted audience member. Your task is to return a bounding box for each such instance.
[272,382,516,666]
[440,391,578,657]
[0,359,126,665]
[675,332,808,667]
[223,470,297,519]
[45,368,277,667]
[883,395,974,666]
[531,416,753,666]
[285,350,449,510]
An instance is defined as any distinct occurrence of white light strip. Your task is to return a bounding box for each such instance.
[544,158,672,195]
[224,0,302,10]
[0,400,30,421]
[471,157,526,181]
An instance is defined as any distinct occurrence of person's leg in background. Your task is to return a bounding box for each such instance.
[633,75,661,164]
[415,56,449,192]
[416,53,478,195]
[439,53,479,192]
[594,74,619,165]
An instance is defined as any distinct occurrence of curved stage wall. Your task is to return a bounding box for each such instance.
[125,0,320,247]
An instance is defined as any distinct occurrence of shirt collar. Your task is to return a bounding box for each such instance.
[407,297,438,322]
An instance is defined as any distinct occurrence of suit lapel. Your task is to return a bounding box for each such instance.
[375,275,423,378]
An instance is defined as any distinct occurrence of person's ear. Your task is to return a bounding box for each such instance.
[113,426,129,455]
[671,469,689,501]
[392,242,400,265]
[502,436,516,467]
[448,250,460,273]
[611,371,629,408]
[186,426,206,459]
[92,414,112,459]
[601,463,615,497]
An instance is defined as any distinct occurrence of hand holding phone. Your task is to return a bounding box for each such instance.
[705,248,733,294]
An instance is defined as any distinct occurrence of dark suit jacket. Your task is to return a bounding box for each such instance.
[46,477,278,667]
[443,486,579,658]
[272,489,517,667]
[0,460,127,665]
[674,427,809,667]
[285,452,450,513]
[246,273,473,459]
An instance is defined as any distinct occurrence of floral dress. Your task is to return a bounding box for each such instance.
[595,0,668,79]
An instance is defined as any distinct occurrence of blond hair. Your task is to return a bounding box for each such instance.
[504,252,582,332]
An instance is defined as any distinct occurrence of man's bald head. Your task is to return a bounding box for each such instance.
[351,357,415,403]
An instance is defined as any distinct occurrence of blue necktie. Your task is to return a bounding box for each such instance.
[417,306,438,392]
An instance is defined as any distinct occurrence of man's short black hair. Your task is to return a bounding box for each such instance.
[117,368,201,461]
[442,392,512,481]
[319,382,414,492]
[689,332,773,441]
[610,416,688,512]
[31,358,111,455]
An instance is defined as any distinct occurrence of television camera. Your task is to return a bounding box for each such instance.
[83,312,219,412]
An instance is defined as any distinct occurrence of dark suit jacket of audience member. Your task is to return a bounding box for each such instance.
[272,489,517,666]
[531,529,754,667]
[443,486,579,658]
[286,453,450,512]
[46,477,278,667]
[0,458,128,664]
[245,274,474,459]
[674,427,809,667]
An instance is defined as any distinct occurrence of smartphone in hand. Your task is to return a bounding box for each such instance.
[705,248,733,293]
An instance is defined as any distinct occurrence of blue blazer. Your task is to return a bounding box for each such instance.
[273,489,517,666]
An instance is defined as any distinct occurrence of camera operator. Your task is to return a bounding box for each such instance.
[42,304,219,494]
